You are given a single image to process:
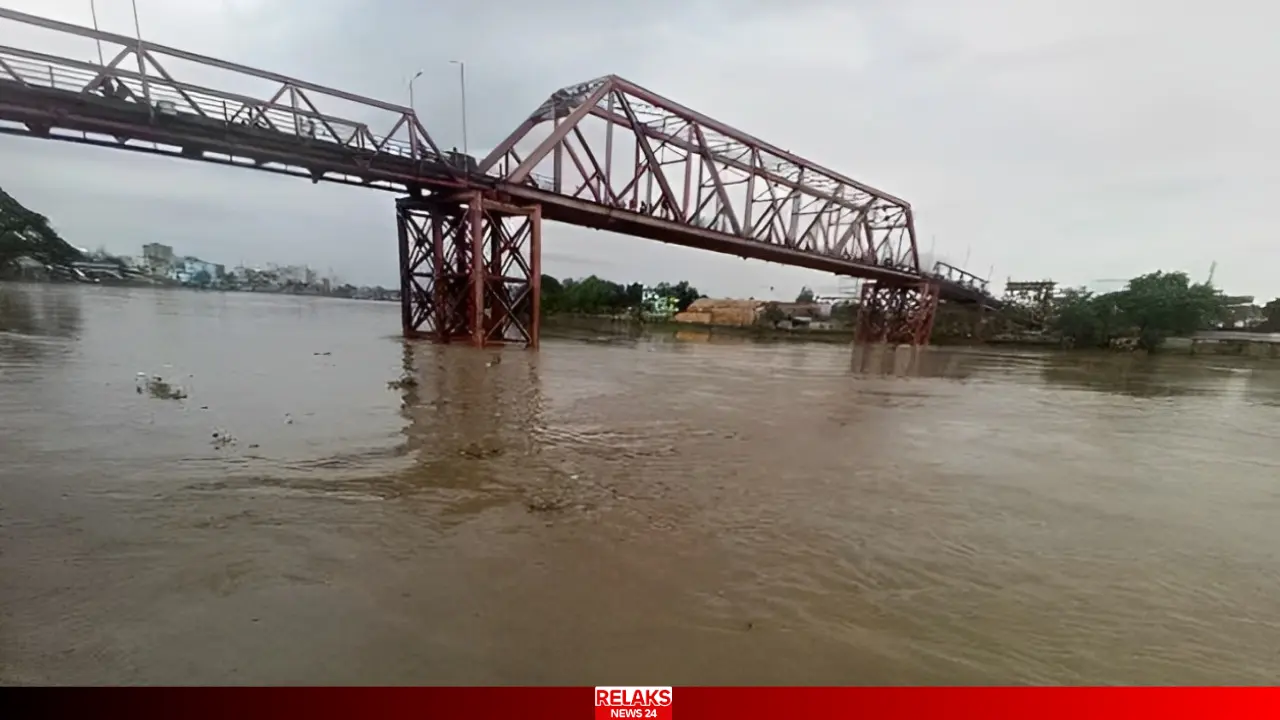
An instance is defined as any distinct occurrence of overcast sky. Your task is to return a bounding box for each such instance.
[1,0,1275,301]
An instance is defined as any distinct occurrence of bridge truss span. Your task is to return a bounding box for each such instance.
[480,75,923,281]
[0,7,457,192]
[476,75,944,345]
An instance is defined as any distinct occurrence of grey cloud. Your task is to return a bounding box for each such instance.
[1,0,1276,299]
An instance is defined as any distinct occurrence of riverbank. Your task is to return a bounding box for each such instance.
[0,276,398,303]
[543,313,1280,358]
[543,313,858,345]
[544,313,993,347]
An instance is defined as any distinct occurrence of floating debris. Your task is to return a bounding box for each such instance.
[135,372,187,401]
[526,496,570,513]
[458,443,503,460]
[387,375,418,391]
[211,428,236,449]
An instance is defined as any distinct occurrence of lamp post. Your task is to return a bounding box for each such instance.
[130,0,150,107]
[449,60,469,158]
[88,0,104,66]
[407,69,423,116]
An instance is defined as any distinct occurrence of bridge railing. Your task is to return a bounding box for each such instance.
[0,7,448,170]
[931,260,990,294]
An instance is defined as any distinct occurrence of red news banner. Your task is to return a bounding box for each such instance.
[596,687,673,720]
[587,687,1280,720]
[18,687,1280,719]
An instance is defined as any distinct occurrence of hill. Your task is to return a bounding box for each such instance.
[0,187,83,270]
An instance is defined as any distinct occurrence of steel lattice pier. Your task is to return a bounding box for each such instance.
[396,193,542,348]
[855,281,941,347]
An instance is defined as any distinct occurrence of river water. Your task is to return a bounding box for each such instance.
[2,282,1279,685]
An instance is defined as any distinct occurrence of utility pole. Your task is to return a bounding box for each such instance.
[131,0,151,110]
[449,60,469,159]
[88,0,104,66]
[408,69,423,117]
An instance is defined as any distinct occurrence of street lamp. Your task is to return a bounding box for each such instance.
[129,0,150,107]
[449,60,469,159]
[88,0,104,65]
[407,69,423,117]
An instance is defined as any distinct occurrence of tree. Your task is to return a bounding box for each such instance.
[1050,288,1108,349]
[1048,271,1228,351]
[540,274,565,314]
[540,274,703,316]
[796,286,815,303]
[0,187,83,269]
[192,269,212,286]
[1115,271,1225,350]
[660,281,703,312]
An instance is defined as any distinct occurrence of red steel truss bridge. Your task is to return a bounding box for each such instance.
[0,7,999,349]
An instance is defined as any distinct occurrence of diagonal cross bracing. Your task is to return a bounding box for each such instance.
[478,75,922,276]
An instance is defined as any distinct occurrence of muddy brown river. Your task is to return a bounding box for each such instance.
[2,282,1279,685]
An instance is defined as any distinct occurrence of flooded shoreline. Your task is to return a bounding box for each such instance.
[2,283,1279,685]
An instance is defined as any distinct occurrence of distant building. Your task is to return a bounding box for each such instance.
[71,261,125,281]
[142,242,175,270]
[773,301,830,319]
[641,288,679,319]
[673,298,763,327]
[171,257,223,284]
[269,264,311,284]
[1221,295,1260,328]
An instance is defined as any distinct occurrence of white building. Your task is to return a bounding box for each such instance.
[641,288,680,319]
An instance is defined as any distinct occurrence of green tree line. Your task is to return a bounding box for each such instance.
[0,187,83,270]
[1048,271,1230,351]
[541,274,703,316]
